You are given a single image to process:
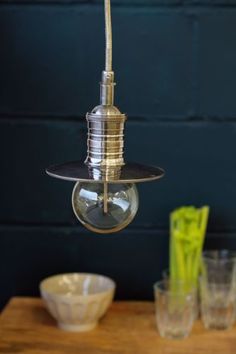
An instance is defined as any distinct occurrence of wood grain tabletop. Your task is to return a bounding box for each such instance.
[0,297,235,354]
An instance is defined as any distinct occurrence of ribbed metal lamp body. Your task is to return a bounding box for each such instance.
[46,73,165,183]
[85,105,126,170]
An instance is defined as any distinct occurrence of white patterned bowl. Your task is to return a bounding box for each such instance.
[40,273,116,332]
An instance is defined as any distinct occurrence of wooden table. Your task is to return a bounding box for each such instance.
[0,298,235,354]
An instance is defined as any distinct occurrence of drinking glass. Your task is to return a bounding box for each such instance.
[154,280,196,339]
[162,268,199,319]
[200,250,236,330]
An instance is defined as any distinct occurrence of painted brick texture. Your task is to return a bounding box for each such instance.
[0,0,236,305]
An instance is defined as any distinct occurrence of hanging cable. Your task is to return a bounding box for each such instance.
[105,0,112,72]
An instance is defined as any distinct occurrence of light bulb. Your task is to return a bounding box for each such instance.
[72,182,139,234]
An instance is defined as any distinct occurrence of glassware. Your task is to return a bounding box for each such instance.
[162,268,199,319]
[72,182,139,234]
[202,250,236,284]
[200,250,236,330]
[154,280,196,340]
[200,278,235,330]
[162,268,170,282]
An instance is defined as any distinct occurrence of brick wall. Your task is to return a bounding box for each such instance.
[1,0,236,308]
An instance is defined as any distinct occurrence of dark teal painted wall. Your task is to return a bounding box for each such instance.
[1,0,236,309]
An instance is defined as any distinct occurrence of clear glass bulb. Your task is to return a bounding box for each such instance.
[72,182,139,234]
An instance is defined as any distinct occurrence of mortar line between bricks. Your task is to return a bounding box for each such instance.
[0,223,236,235]
[0,222,168,233]
[1,2,236,8]
[1,115,236,124]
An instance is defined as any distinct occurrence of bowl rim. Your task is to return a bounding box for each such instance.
[39,272,116,299]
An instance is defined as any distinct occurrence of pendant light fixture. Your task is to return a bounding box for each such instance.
[46,0,165,234]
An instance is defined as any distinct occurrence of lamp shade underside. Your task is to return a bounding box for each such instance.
[46,161,165,183]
